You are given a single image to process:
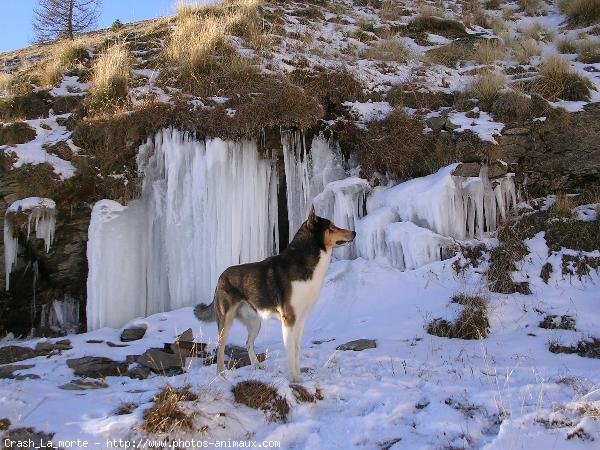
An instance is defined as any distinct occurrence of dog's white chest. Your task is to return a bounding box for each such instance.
[290,250,332,313]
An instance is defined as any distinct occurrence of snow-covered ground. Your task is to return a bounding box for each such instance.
[1,229,599,449]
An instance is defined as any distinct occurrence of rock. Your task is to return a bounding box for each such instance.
[426,115,446,132]
[176,328,194,342]
[0,417,10,431]
[0,346,37,364]
[126,354,141,363]
[137,348,186,374]
[452,162,481,178]
[35,339,72,355]
[312,338,335,345]
[2,428,56,449]
[59,379,109,390]
[0,364,35,379]
[107,341,128,347]
[223,345,267,369]
[86,339,104,344]
[126,365,151,380]
[336,339,377,351]
[66,356,128,378]
[120,326,146,342]
[444,118,460,131]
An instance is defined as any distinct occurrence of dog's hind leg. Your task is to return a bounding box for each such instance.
[216,304,238,376]
[237,303,262,367]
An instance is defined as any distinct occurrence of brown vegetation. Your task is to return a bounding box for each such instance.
[0,122,37,146]
[427,294,489,340]
[142,385,198,433]
[232,380,289,422]
[559,0,600,26]
[532,55,593,102]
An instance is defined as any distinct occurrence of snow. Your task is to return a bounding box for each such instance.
[3,197,56,290]
[87,129,280,330]
[343,100,393,123]
[447,110,505,144]
[2,231,599,449]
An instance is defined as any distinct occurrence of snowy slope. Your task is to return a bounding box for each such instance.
[1,229,599,449]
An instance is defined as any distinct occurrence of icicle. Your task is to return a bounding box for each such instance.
[355,207,399,261]
[313,177,370,259]
[87,129,280,330]
[3,198,56,290]
[281,132,345,240]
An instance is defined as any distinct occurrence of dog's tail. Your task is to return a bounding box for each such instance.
[194,302,217,322]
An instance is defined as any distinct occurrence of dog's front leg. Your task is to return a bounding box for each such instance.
[282,323,301,382]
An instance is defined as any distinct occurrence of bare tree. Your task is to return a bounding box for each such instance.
[33,0,102,43]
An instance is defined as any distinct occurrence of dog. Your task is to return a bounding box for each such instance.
[195,206,355,382]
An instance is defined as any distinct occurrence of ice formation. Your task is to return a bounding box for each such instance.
[282,131,345,240]
[379,164,516,240]
[87,129,279,329]
[4,197,56,289]
[313,177,370,259]
[40,296,80,334]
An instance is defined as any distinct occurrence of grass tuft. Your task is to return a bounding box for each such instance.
[142,385,197,433]
[550,195,575,218]
[576,39,600,63]
[232,380,289,423]
[364,38,412,62]
[533,54,593,101]
[427,295,490,340]
[89,42,131,106]
[559,0,600,26]
[425,40,475,68]
[518,0,543,16]
[40,38,89,88]
[468,71,506,108]
[510,38,541,64]
[475,39,506,64]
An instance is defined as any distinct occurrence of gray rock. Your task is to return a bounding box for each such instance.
[426,115,446,132]
[0,346,36,364]
[445,118,460,131]
[137,348,186,373]
[126,365,151,380]
[452,162,481,178]
[59,379,109,390]
[336,339,377,351]
[2,428,56,448]
[0,364,35,379]
[106,341,128,347]
[35,339,72,355]
[120,326,146,342]
[66,356,128,378]
[176,328,193,342]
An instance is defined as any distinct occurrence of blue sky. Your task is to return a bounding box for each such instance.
[0,0,177,52]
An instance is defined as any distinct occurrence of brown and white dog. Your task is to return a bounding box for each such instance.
[195,206,355,382]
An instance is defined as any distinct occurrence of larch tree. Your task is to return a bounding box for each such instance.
[32,0,102,43]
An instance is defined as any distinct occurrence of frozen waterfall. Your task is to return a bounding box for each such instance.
[4,197,56,290]
[87,129,279,330]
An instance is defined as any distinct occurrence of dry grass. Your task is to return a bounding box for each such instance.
[540,261,553,283]
[560,0,600,26]
[502,6,517,21]
[557,38,578,54]
[518,0,543,16]
[232,380,289,423]
[364,38,412,62]
[425,40,475,68]
[469,71,506,107]
[89,42,131,106]
[407,15,467,38]
[427,294,490,340]
[0,73,14,96]
[510,38,541,64]
[490,89,533,122]
[290,384,324,403]
[0,122,37,146]
[40,38,89,87]
[576,39,600,63]
[520,21,555,42]
[550,194,576,218]
[475,39,506,64]
[142,385,197,433]
[532,54,593,101]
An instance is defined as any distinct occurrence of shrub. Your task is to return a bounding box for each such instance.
[427,295,489,340]
[560,0,600,26]
[89,42,131,105]
[111,19,124,31]
[364,38,412,62]
[532,54,593,101]
[475,39,506,64]
[232,380,289,422]
[469,71,506,108]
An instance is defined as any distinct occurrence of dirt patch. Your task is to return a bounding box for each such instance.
[232,380,289,423]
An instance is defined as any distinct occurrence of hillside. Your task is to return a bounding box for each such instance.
[1,0,600,448]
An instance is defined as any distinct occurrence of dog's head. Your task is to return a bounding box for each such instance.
[305,206,356,250]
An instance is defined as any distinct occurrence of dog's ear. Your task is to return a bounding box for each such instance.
[308,205,316,224]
